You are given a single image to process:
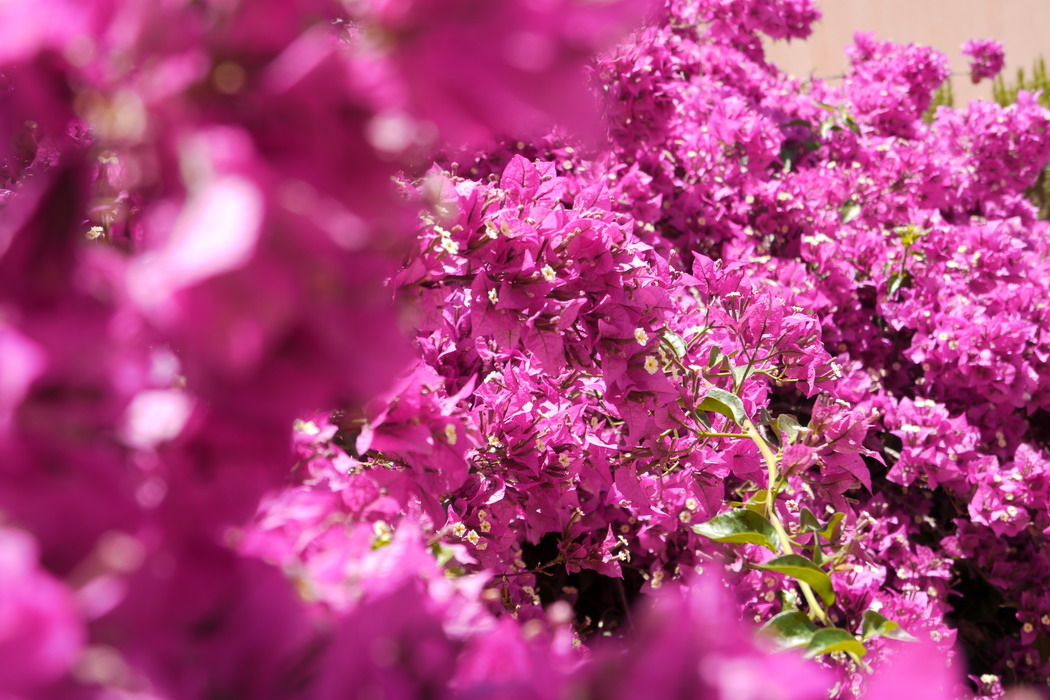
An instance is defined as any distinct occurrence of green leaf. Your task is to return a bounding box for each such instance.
[815,101,836,112]
[693,509,780,552]
[743,490,772,514]
[804,628,867,658]
[798,509,845,541]
[774,414,802,445]
[760,611,818,652]
[723,359,752,388]
[756,554,836,606]
[662,331,687,359]
[888,270,908,297]
[861,610,918,643]
[810,539,826,566]
[799,508,822,532]
[758,406,774,426]
[780,588,800,612]
[840,200,862,224]
[698,387,747,425]
[821,512,845,541]
[431,543,456,568]
[707,347,724,370]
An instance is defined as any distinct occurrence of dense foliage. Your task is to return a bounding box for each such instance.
[1,0,1049,697]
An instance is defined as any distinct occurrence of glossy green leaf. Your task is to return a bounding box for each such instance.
[693,508,780,552]
[662,331,687,359]
[757,554,836,606]
[861,609,918,642]
[760,611,818,652]
[698,387,747,425]
[804,628,867,658]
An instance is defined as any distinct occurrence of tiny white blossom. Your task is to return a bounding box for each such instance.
[540,264,557,282]
[634,328,649,346]
[440,237,459,254]
[466,530,480,545]
[293,419,321,435]
[373,521,393,540]
[444,423,457,445]
[644,356,660,375]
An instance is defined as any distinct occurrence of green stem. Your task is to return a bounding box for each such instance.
[742,418,829,625]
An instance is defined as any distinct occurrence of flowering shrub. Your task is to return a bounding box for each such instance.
[1,0,1049,697]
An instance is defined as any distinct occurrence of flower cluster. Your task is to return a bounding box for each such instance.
[1,0,1049,698]
[962,39,1006,83]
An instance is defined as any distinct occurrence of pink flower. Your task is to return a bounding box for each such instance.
[962,38,1005,83]
[0,527,84,694]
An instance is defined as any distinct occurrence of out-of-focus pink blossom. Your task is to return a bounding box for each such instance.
[962,38,1006,83]
[0,527,84,694]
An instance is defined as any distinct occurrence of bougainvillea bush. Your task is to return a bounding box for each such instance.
[2,0,1049,697]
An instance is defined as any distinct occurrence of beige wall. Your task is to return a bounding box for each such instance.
[764,0,1050,103]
